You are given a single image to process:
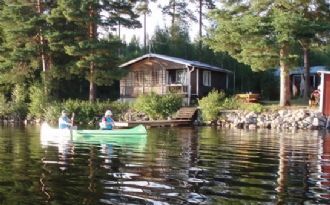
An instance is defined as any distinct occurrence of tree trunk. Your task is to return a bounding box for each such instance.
[198,0,202,59]
[89,5,97,102]
[303,46,310,101]
[89,63,96,102]
[144,12,147,54]
[37,0,47,72]
[279,44,291,106]
[172,0,176,27]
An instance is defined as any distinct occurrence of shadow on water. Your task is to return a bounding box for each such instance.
[1,125,330,204]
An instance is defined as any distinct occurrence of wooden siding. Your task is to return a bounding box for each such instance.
[120,58,186,97]
[120,57,229,99]
[198,70,227,97]
[323,74,330,116]
[191,70,197,95]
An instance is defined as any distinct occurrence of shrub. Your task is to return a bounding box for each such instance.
[43,100,130,125]
[0,94,10,118]
[43,102,62,123]
[10,84,28,120]
[198,90,225,121]
[133,93,182,119]
[220,97,240,110]
[28,84,47,119]
[240,103,265,113]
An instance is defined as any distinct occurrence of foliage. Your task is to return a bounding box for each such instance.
[28,84,47,119]
[43,100,129,125]
[51,0,141,101]
[240,103,265,113]
[0,0,41,85]
[198,90,225,121]
[0,94,10,118]
[133,93,182,120]
[220,97,240,110]
[10,84,28,120]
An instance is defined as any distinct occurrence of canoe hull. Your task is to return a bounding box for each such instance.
[40,123,147,145]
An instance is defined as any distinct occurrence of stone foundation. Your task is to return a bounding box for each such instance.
[216,109,330,130]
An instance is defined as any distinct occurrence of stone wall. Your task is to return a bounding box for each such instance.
[216,109,330,130]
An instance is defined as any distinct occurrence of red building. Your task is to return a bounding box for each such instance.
[319,71,330,117]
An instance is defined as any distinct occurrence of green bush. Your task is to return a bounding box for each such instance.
[133,93,182,119]
[28,84,47,119]
[0,94,10,118]
[240,103,265,113]
[43,102,62,123]
[43,100,129,125]
[10,84,28,120]
[220,97,240,110]
[198,90,225,121]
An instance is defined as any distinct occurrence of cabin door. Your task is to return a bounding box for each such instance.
[323,74,330,116]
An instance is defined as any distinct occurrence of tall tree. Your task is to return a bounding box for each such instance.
[207,0,311,106]
[135,0,156,53]
[55,0,140,101]
[161,0,196,30]
[288,1,330,100]
[191,0,215,53]
[0,1,43,85]
[109,0,141,40]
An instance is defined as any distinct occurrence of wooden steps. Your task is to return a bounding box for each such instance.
[174,107,198,121]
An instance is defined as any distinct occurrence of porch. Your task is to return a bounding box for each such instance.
[120,69,189,97]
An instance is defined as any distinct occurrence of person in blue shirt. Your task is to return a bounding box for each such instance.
[58,110,72,129]
[99,110,115,130]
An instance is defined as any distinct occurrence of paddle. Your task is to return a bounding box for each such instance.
[71,112,75,127]
[70,112,75,140]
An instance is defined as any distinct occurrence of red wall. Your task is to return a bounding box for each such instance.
[323,74,330,116]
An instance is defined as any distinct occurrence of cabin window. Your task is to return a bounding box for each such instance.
[152,70,160,85]
[134,71,143,85]
[167,69,186,84]
[176,70,186,84]
[203,71,211,86]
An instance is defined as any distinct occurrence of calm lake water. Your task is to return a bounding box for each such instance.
[0,125,330,205]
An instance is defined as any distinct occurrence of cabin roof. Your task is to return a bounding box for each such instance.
[290,66,330,75]
[273,65,330,76]
[119,53,232,73]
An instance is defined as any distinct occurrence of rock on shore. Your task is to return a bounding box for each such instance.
[216,109,329,130]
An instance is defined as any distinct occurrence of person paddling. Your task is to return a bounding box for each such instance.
[58,110,72,129]
[100,110,115,130]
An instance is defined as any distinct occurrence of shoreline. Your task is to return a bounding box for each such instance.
[215,108,330,130]
[1,108,329,130]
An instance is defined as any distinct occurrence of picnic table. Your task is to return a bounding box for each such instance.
[235,93,260,103]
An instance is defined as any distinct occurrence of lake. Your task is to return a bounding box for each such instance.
[0,125,329,204]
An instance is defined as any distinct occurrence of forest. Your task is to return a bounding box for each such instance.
[0,0,329,120]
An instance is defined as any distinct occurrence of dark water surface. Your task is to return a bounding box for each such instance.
[0,125,330,204]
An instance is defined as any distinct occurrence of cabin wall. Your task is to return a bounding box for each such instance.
[191,70,197,95]
[120,58,186,98]
[197,70,227,97]
[322,74,330,116]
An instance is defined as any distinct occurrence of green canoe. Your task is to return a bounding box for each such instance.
[73,124,147,136]
[40,123,147,145]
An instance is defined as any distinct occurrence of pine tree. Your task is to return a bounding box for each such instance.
[191,0,215,52]
[285,0,330,100]
[208,1,307,106]
[0,1,44,85]
[54,0,141,101]
[136,0,156,53]
[161,0,197,30]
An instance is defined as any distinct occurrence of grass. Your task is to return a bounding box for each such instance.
[260,97,318,112]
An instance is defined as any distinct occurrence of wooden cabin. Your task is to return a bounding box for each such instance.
[290,66,329,97]
[319,71,330,117]
[119,53,232,105]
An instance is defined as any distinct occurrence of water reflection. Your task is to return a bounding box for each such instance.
[1,125,330,204]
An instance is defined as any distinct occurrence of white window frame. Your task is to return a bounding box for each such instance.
[176,69,186,85]
[203,70,211,86]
